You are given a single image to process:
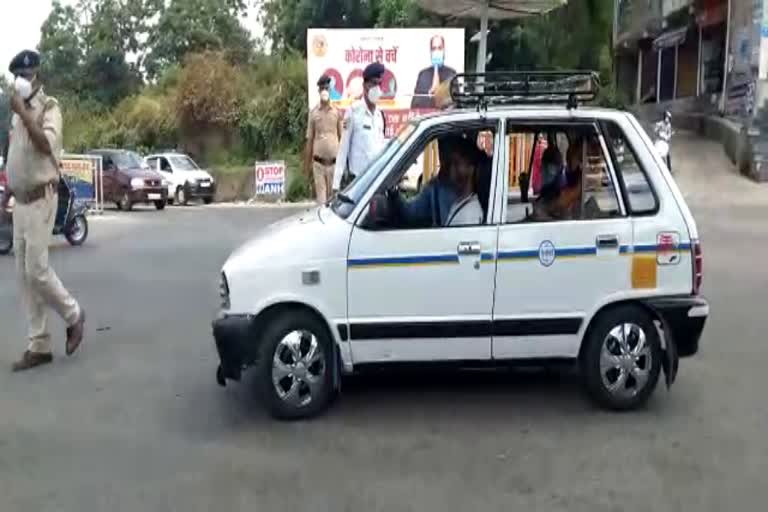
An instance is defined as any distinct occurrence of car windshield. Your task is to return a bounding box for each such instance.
[331,121,418,219]
[113,151,145,169]
[169,156,199,171]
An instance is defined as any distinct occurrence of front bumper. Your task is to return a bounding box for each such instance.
[130,188,168,203]
[212,314,255,384]
[644,296,709,357]
[185,182,216,198]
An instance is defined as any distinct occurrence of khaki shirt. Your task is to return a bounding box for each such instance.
[307,103,342,161]
[7,90,62,194]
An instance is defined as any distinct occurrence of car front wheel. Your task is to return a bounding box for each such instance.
[255,311,335,420]
[582,305,662,411]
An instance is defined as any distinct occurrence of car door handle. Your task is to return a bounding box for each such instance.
[457,241,481,255]
[596,234,619,249]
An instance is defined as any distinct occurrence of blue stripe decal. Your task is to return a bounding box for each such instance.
[497,249,539,260]
[557,246,597,257]
[349,242,693,267]
[348,254,458,267]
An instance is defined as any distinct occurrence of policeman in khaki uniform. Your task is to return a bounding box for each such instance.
[333,62,387,192]
[1,50,85,371]
[304,75,342,203]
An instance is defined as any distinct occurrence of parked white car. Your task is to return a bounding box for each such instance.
[212,72,708,419]
[145,153,216,205]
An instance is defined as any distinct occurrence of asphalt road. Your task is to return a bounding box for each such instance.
[1,133,767,511]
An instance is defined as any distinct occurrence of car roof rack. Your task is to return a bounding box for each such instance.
[449,70,600,110]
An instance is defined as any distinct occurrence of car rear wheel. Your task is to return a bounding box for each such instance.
[154,200,166,210]
[581,305,662,411]
[255,311,335,420]
[203,197,213,205]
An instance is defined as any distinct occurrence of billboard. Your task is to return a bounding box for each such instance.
[255,161,286,197]
[306,28,465,138]
[60,157,96,204]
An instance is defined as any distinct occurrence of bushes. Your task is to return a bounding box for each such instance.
[61,50,313,201]
[238,52,308,159]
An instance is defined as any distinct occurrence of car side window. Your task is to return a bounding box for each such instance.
[363,127,497,230]
[504,124,622,224]
[102,156,115,171]
[146,158,157,171]
[160,158,172,172]
[601,121,658,215]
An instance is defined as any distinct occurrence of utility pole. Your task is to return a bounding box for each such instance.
[720,0,732,114]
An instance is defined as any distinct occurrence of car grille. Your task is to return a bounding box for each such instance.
[145,179,161,187]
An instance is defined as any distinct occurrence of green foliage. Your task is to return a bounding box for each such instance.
[238,52,308,158]
[261,0,442,54]
[145,0,254,78]
[283,151,310,202]
[176,51,244,127]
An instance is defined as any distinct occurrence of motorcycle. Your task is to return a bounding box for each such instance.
[653,111,674,172]
[0,177,89,255]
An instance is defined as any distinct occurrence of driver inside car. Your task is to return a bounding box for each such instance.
[392,134,485,228]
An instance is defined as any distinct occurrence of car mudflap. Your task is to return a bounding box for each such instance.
[660,322,679,388]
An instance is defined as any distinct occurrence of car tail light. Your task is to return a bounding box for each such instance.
[692,239,703,295]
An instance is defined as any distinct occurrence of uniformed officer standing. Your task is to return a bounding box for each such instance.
[1,50,85,371]
[332,63,387,192]
[304,75,342,203]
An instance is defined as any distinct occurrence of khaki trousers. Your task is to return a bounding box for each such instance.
[312,161,334,203]
[13,186,80,354]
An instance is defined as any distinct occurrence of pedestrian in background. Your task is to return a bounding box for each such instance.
[1,50,85,371]
[304,75,342,203]
[333,62,387,193]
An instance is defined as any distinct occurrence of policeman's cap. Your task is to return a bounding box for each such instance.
[317,75,331,88]
[363,63,385,82]
[8,50,40,75]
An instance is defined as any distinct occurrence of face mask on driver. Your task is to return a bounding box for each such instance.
[367,85,382,104]
[319,90,330,102]
[14,76,33,100]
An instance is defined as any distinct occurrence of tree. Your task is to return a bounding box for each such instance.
[145,0,254,78]
[38,1,84,97]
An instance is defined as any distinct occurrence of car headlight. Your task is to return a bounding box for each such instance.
[219,272,230,310]
[130,178,144,189]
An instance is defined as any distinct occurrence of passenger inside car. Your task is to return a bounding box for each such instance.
[530,137,586,221]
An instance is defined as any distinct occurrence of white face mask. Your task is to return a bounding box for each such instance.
[367,85,382,105]
[319,90,330,102]
[14,76,33,100]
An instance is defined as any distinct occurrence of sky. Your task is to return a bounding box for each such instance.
[0,0,264,81]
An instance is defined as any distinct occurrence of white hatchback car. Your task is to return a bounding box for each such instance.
[213,73,708,419]
[145,152,216,205]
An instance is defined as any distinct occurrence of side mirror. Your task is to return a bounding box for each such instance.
[362,193,395,229]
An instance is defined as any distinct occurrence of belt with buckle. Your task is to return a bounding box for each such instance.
[313,156,336,166]
[14,181,56,204]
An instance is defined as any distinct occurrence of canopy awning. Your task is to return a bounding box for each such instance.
[415,0,567,19]
[416,0,568,72]
[653,26,688,50]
